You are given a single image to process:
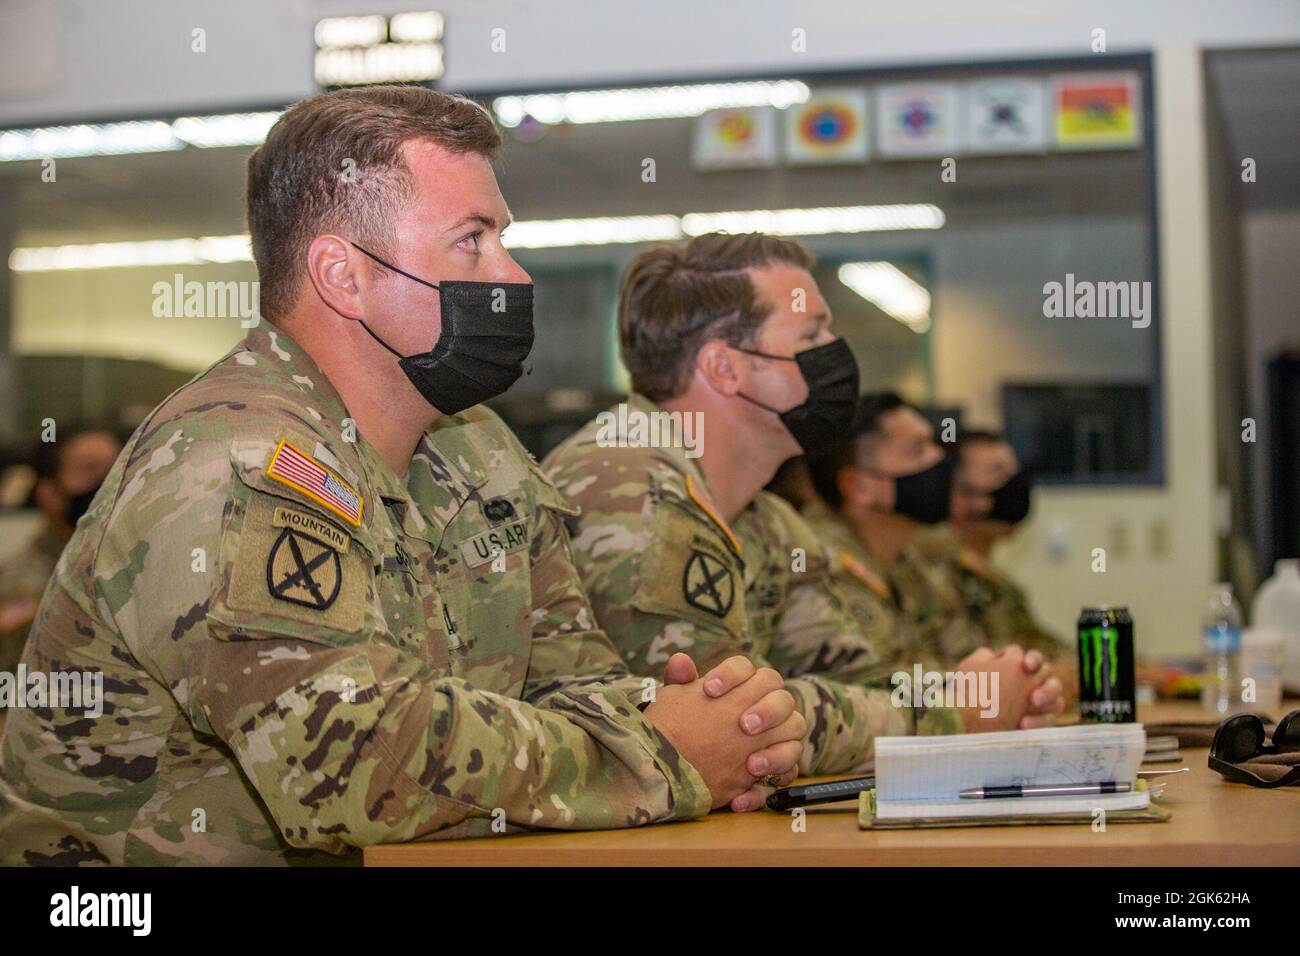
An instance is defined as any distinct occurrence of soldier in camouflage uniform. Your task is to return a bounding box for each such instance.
[0,428,121,676]
[944,430,1073,683]
[545,235,1064,778]
[796,494,941,673]
[802,396,1071,687]
[0,87,805,865]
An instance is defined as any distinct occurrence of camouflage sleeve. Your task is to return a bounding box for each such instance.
[101,431,709,857]
[519,478,655,705]
[545,445,756,677]
[896,553,992,668]
[516,463,711,807]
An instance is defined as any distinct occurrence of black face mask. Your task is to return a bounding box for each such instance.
[985,468,1033,524]
[350,242,534,415]
[65,486,99,527]
[876,456,954,525]
[735,338,860,456]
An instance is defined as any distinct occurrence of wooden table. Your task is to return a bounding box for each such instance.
[364,699,1300,866]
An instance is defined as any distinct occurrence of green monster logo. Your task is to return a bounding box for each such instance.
[1079,625,1120,695]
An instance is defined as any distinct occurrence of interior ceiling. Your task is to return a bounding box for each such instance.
[5,48,1295,247]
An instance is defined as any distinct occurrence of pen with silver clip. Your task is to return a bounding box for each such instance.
[959,782,1133,799]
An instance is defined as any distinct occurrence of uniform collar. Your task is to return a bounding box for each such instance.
[623,393,710,487]
[801,498,876,568]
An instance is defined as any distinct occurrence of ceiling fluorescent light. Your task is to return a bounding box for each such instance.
[9,235,252,272]
[838,261,932,334]
[682,204,945,237]
[503,215,683,249]
[0,121,181,162]
[172,112,281,148]
[0,112,283,161]
[11,206,943,269]
[493,79,810,127]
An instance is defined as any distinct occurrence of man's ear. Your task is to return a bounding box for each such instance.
[305,234,364,320]
[695,340,740,397]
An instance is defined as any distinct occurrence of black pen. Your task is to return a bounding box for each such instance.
[766,775,875,811]
[959,782,1133,799]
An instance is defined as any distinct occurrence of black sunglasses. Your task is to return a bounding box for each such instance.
[1208,710,1300,788]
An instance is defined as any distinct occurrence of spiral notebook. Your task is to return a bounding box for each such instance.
[860,723,1157,826]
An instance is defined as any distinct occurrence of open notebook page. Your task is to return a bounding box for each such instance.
[874,723,1148,819]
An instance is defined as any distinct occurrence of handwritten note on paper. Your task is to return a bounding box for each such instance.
[874,723,1148,803]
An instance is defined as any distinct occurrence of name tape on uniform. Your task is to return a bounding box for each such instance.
[460,520,529,568]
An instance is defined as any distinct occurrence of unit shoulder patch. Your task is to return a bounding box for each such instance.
[223,492,369,634]
[682,548,736,618]
[266,528,342,610]
[841,551,891,599]
[957,549,997,581]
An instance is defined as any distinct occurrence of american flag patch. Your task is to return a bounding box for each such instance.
[265,440,363,527]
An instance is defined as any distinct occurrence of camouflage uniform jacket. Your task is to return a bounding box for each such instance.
[920,528,1068,660]
[0,326,710,866]
[796,499,931,672]
[542,394,962,777]
[802,501,1002,670]
[0,526,65,675]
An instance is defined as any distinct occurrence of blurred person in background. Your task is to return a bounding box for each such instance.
[803,393,999,671]
[940,429,1075,688]
[800,390,977,671]
[0,427,121,675]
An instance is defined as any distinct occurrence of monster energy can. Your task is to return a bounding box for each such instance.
[1077,606,1136,723]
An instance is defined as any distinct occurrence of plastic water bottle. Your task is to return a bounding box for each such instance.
[1201,583,1243,714]
[1251,559,1300,693]
[1240,628,1284,713]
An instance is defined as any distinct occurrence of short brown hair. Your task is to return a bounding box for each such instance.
[618,233,815,400]
[246,85,502,321]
